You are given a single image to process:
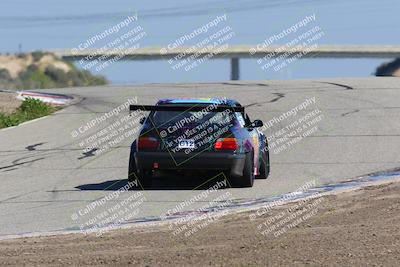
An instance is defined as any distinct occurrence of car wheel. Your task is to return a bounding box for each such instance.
[137,170,152,189]
[128,154,152,189]
[257,148,270,179]
[230,152,255,187]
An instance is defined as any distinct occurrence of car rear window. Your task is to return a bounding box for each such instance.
[149,110,234,128]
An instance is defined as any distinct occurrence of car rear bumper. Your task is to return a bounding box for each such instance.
[134,151,245,177]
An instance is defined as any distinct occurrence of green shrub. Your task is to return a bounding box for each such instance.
[16,53,26,59]
[45,66,69,86]
[67,70,84,86]
[0,112,21,128]
[19,98,55,118]
[18,64,39,81]
[31,51,46,62]
[0,98,56,128]
[76,69,107,86]
[28,70,55,88]
[0,68,12,81]
[18,65,55,89]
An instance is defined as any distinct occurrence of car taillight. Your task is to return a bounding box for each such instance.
[215,138,238,151]
[138,137,159,150]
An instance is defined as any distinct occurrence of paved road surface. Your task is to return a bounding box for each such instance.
[0,77,399,238]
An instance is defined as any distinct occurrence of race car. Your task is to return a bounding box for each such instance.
[128,98,270,188]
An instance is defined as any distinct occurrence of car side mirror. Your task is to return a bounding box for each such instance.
[252,119,263,128]
[139,117,146,124]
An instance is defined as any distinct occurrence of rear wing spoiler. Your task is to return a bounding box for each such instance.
[129,104,245,113]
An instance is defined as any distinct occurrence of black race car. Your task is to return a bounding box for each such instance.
[129,98,270,188]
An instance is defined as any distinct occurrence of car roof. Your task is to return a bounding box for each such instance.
[156,98,239,106]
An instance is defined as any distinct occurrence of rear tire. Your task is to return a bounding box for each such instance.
[230,152,255,187]
[128,154,152,189]
[257,148,270,179]
[137,170,152,189]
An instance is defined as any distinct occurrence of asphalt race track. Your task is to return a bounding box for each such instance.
[0,77,399,238]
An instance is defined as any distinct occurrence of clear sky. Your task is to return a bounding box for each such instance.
[1,0,399,83]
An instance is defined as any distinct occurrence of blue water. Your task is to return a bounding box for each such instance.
[1,0,399,84]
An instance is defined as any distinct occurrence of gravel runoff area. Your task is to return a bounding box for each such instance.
[0,181,399,267]
[0,91,20,114]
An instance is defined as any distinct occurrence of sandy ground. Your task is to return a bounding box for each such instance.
[0,92,21,114]
[0,182,399,267]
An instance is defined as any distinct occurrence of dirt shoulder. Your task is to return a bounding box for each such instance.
[0,91,21,114]
[1,182,400,267]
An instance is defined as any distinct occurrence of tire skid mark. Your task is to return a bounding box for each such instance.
[269,93,285,103]
[318,81,354,90]
[0,157,44,171]
[25,143,45,151]
[341,109,360,117]
[244,93,285,108]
